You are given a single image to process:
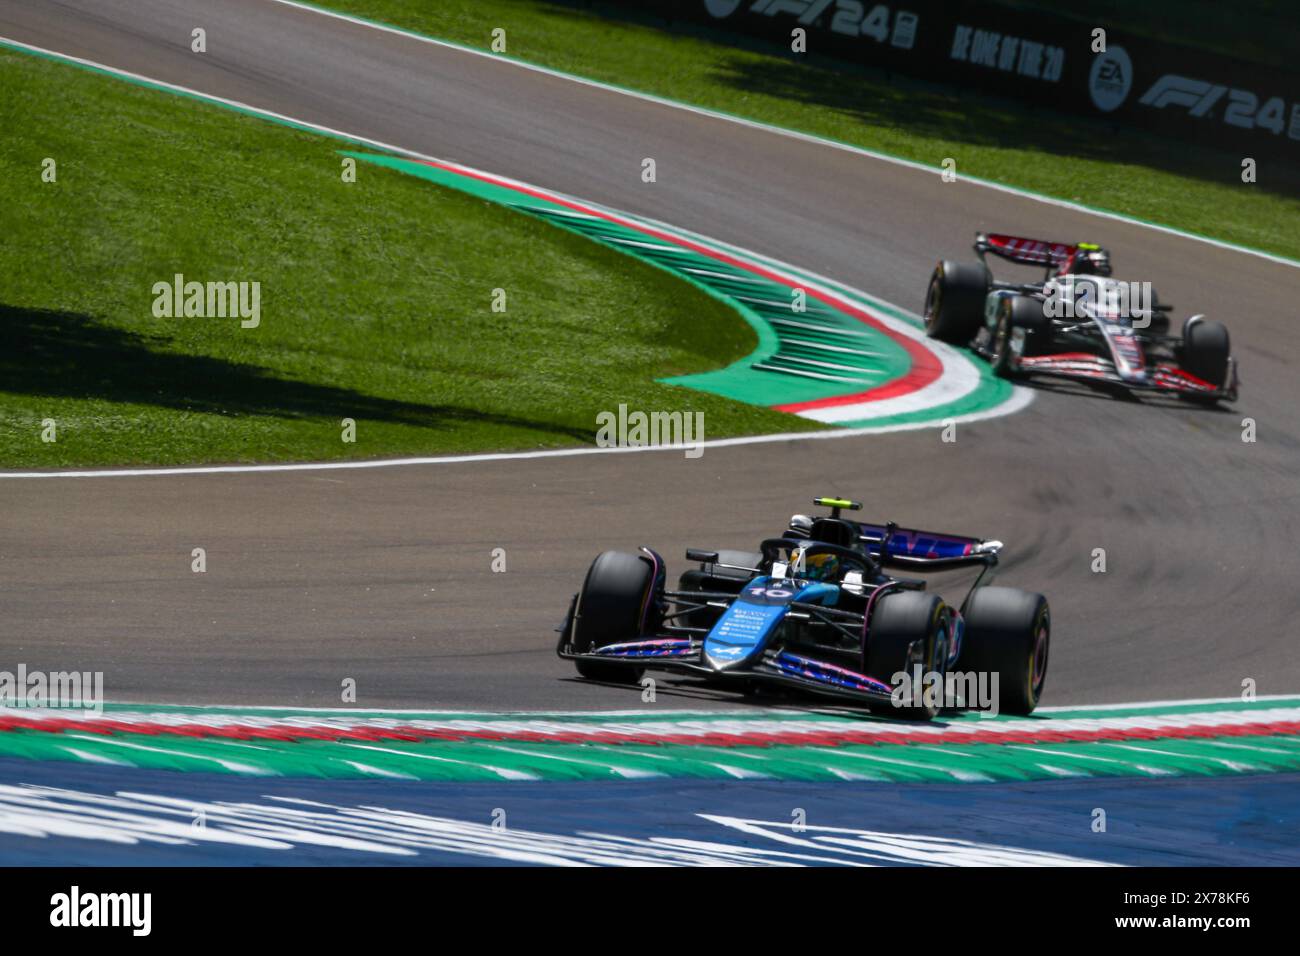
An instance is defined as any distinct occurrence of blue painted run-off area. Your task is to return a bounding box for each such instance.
[2,759,1295,866]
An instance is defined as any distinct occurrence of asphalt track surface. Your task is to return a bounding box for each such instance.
[2,0,1298,711]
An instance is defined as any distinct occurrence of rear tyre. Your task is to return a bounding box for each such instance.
[866,591,951,720]
[958,587,1050,716]
[924,260,988,345]
[1181,317,1230,390]
[571,551,652,684]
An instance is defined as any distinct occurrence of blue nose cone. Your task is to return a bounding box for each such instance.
[703,577,799,670]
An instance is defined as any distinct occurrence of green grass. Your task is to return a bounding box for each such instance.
[319,0,1300,262]
[0,49,817,468]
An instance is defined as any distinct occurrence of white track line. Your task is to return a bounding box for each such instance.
[2,398,1035,479]
[268,0,1300,271]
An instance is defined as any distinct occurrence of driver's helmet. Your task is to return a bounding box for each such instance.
[1073,244,1112,276]
[803,552,840,582]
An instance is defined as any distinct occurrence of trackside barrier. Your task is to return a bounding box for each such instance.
[630,0,1300,161]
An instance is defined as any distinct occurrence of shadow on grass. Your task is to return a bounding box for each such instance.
[1,304,592,439]
[541,1,1300,200]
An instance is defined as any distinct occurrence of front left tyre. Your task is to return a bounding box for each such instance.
[570,550,653,683]
[924,260,989,345]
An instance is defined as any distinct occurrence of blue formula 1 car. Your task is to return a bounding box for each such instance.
[556,498,1051,718]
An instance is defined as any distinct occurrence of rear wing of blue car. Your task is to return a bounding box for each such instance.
[809,498,1002,568]
[855,522,1002,568]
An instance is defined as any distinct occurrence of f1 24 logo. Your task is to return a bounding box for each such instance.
[744,1,919,47]
[1140,75,1299,139]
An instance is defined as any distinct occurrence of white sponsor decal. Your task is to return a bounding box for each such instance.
[743,1,918,45]
[1089,46,1132,112]
[1140,76,1295,138]
[704,0,744,17]
[891,11,919,49]
[950,25,1063,81]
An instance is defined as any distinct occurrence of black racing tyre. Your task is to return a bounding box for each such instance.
[924,260,988,345]
[572,550,652,683]
[1181,317,1230,389]
[866,590,951,720]
[958,587,1050,716]
[992,295,1050,375]
[1009,294,1050,353]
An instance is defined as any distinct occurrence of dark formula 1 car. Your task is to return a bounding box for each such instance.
[556,498,1051,718]
[924,232,1238,403]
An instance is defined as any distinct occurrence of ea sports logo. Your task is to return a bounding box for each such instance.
[704,0,743,17]
[1089,46,1132,113]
